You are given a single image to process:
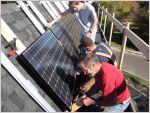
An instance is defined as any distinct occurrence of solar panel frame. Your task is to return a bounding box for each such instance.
[17,5,83,109]
[19,30,77,111]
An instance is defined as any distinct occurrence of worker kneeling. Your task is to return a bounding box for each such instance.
[77,53,131,112]
[80,37,117,66]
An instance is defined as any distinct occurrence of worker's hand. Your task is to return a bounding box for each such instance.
[47,22,53,28]
[84,32,91,38]
[83,97,96,106]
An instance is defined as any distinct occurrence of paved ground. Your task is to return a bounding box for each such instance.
[112,47,149,80]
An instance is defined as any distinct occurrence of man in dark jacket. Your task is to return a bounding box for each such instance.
[80,37,117,67]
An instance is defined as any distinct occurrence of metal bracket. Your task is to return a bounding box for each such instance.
[5,38,18,56]
[16,4,21,8]
[5,38,18,50]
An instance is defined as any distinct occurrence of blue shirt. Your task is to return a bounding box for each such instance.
[67,3,97,38]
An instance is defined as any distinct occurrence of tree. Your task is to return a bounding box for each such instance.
[134,2,149,44]
[99,1,135,21]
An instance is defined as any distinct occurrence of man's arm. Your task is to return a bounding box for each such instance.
[84,17,98,38]
[47,10,69,28]
[82,90,103,106]
[83,90,115,106]
[82,83,102,106]
[84,4,98,38]
[89,17,98,33]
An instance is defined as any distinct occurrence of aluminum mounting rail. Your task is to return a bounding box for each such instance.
[17,1,45,34]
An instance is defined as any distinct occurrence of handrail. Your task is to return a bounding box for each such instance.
[118,23,130,69]
[124,28,149,59]
[99,5,149,61]
[108,13,115,45]
[100,6,124,32]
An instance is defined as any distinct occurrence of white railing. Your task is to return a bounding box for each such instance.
[99,5,149,69]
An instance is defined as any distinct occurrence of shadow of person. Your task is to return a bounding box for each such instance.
[57,20,80,55]
[63,49,79,67]
[56,67,76,93]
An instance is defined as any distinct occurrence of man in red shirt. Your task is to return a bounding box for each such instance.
[77,53,131,112]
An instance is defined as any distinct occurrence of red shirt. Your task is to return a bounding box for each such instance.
[95,62,130,104]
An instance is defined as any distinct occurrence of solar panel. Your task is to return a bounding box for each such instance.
[50,19,80,58]
[20,30,76,111]
[62,15,81,46]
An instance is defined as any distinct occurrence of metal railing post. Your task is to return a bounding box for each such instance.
[118,22,130,69]
[103,8,107,35]
[108,13,115,46]
[100,6,104,28]
[97,2,100,20]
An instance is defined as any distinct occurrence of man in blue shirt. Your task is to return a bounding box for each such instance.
[47,1,98,43]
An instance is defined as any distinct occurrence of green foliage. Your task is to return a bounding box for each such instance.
[134,2,149,44]
[123,71,149,88]
[99,1,133,20]
[1,1,16,4]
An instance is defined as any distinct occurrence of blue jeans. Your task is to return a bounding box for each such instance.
[104,102,130,112]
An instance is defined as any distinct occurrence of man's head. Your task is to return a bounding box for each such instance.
[78,53,101,77]
[69,1,85,12]
[81,37,96,52]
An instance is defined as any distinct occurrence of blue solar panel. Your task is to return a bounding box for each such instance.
[50,20,80,57]
[20,30,76,111]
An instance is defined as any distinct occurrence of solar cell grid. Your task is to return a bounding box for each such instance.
[67,16,75,27]
[62,15,73,26]
[20,30,76,111]
[61,19,80,47]
[66,20,80,48]
[50,21,79,58]
[70,21,77,36]
[72,22,80,44]
[66,19,80,40]
[50,25,62,40]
